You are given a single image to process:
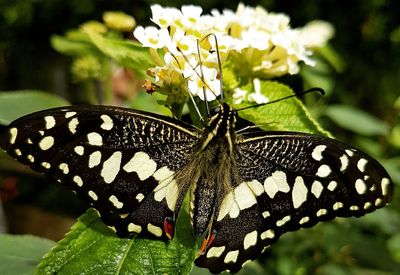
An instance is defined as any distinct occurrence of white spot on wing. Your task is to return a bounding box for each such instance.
[276,215,291,227]
[128,223,142,233]
[381,178,391,196]
[74,146,84,156]
[355,179,367,195]
[59,163,69,174]
[350,205,359,211]
[312,145,326,161]
[147,223,162,237]
[247,179,264,196]
[263,171,290,199]
[327,181,337,191]
[262,211,270,218]
[123,152,157,180]
[340,154,349,172]
[14,149,22,156]
[68,118,79,134]
[364,202,372,209]
[136,193,145,202]
[100,115,113,130]
[311,181,323,198]
[9,128,18,144]
[39,136,54,150]
[27,154,34,162]
[88,190,98,201]
[292,176,308,209]
[243,230,258,250]
[41,162,51,169]
[87,132,103,146]
[153,166,178,210]
[357,158,368,172]
[316,208,327,217]
[224,250,239,264]
[44,116,56,129]
[333,202,344,210]
[316,164,331,177]
[73,175,83,187]
[109,195,123,209]
[207,246,226,258]
[153,166,174,182]
[65,111,76,118]
[89,151,102,168]
[345,149,354,157]
[260,229,274,240]
[101,151,122,183]
[217,192,235,221]
[235,182,257,210]
[299,216,309,224]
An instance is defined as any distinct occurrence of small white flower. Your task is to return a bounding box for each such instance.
[169,29,198,55]
[248,78,269,104]
[151,4,180,28]
[188,67,221,101]
[181,5,203,26]
[241,28,271,50]
[133,26,171,49]
[232,87,247,104]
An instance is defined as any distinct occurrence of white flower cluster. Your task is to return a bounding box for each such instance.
[134,3,333,103]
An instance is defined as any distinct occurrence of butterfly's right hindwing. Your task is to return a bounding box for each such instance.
[0,106,201,239]
[195,131,393,273]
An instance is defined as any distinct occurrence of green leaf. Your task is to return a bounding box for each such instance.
[0,90,70,125]
[234,81,329,135]
[387,233,400,262]
[360,208,400,235]
[324,105,390,136]
[36,208,196,274]
[130,91,171,115]
[0,234,55,275]
[50,34,102,57]
[87,31,154,76]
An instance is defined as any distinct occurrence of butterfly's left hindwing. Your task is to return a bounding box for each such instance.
[0,106,201,239]
[195,132,393,273]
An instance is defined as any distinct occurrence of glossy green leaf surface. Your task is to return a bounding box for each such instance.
[87,31,154,76]
[234,81,330,136]
[37,208,196,274]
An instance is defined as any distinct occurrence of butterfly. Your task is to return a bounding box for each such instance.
[0,97,393,273]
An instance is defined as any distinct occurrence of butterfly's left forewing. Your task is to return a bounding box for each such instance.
[0,106,201,239]
[195,131,393,273]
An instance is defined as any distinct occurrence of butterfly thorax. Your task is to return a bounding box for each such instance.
[187,103,239,236]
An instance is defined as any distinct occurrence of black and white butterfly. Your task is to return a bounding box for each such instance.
[0,98,393,273]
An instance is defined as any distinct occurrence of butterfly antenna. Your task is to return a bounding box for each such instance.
[236,87,325,112]
[200,33,224,103]
[195,40,210,116]
[170,53,205,126]
[176,44,223,115]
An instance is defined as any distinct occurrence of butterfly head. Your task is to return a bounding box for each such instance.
[205,103,237,142]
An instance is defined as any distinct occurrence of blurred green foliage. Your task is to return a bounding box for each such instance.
[0,0,399,274]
